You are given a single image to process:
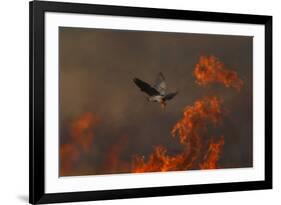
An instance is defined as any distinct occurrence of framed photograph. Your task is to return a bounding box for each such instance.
[29,0,272,204]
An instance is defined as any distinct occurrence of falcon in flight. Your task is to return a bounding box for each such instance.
[133,72,178,108]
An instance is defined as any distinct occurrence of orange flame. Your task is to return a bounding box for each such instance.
[70,112,100,153]
[132,146,187,173]
[172,96,222,144]
[60,112,100,175]
[200,136,225,169]
[132,96,224,173]
[60,143,80,175]
[193,55,243,91]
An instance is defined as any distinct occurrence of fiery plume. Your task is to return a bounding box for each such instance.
[194,55,243,91]
[60,112,100,175]
[132,146,187,173]
[200,136,225,169]
[70,112,100,152]
[171,96,222,144]
[132,96,224,173]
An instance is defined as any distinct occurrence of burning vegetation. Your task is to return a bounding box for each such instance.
[132,96,224,172]
[60,55,243,175]
[60,112,100,175]
[131,55,243,173]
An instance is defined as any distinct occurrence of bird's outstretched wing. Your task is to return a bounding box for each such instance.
[164,92,178,101]
[153,72,166,95]
[133,78,160,96]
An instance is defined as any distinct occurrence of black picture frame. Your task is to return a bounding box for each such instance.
[29,0,272,204]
